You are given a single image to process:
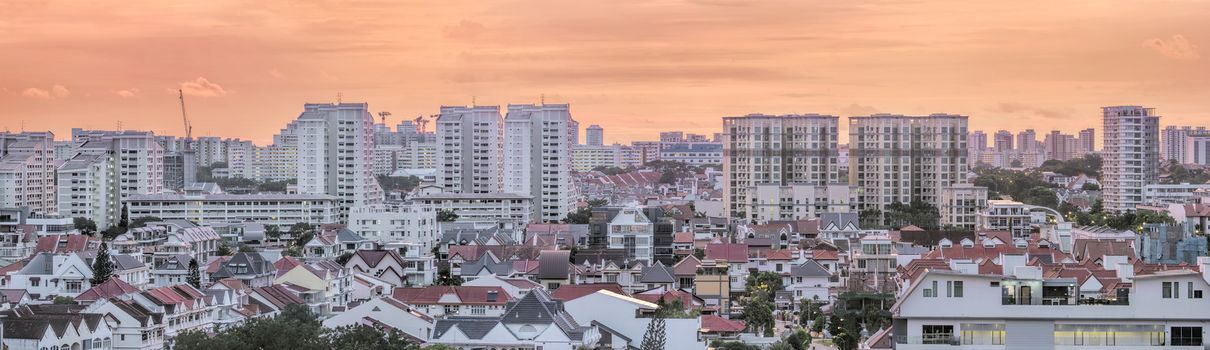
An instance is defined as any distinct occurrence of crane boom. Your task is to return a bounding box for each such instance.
[178,89,192,140]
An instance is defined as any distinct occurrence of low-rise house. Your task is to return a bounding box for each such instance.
[786,259,832,305]
[321,297,435,343]
[209,252,276,288]
[461,274,541,299]
[392,286,512,318]
[0,288,31,309]
[303,227,373,262]
[430,288,601,350]
[7,252,93,299]
[205,278,253,330]
[113,254,150,289]
[699,315,745,342]
[274,260,352,316]
[247,284,307,317]
[345,249,409,287]
[564,289,705,350]
[0,304,114,350]
[350,272,395,302]
[150,253,195,288]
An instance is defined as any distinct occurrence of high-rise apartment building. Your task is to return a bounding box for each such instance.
[721,114,841,220]
[585,125,604,146]
[849,114,968,216]
[57,153,117,228]
[1162,125,1207,163]
[1043,130,1076,161]
[292,103,384,221]
[1016,129,1038,153]
[0,132,57,215]
[1102,106,1160,213]
[1186,133,1210,166]
[1078,128,1096,155]
[503,104,577,222]
[968,131,987,167]
[71,129,165,201]
[435,105,504,194]
[993,130,1014,152]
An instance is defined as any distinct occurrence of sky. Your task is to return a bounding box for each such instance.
[1,0,1207,145]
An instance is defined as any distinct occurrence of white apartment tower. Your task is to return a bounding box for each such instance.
[293,103,384,221]
[436,105,504,194]
[504,104,577,222]
[1102,106,1160,213]
[721,114,841,220]
[585,125,605,146]
[0,132,57,215]
[57,153,117,228]
[71,129,165,201]
[848,114,968,217]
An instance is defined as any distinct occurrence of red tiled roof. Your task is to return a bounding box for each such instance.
[34,234,96,254]
[673,255,702,276]
[673,232,694,244]
[700,315,745,333]
[705,243,748,262]
[633,289,698,309]
[898,259,951,282]
[550,283,626,301]
[811,249,839,261]
[76,277,140,301]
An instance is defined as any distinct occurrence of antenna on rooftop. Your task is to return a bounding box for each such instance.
[336,92,343,104]
[540,93,545,105]
[472,96,476,106]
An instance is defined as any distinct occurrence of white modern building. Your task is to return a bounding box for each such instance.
[1142,183,1210,206]
[849,114,968,216]
[1163,126,1207,163]
[747,183,857,222]
[978,200,1033,238]
[126,192,338,229]
[57,153,118,228]
[410,187,533,225]
[1185,133,1210,166]
[607,205,654,264]
[292,103,385,221]
[1102,106,1161,213]
[347,203,438,249]
[941,182,989,230]
[0,132,57,215]
[572,144,627,172]
[71,129,166,202]
[722,114,841,220]
[504,104,577,222]
[892,266,1210,349]
[659,142,723,165]
[436,105,504,194]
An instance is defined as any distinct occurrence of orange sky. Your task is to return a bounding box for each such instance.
[1,0,1207,145]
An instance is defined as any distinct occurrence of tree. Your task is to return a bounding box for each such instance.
[436,209,459,222]
[562,207,591,224]
[709,341,761,350]
[101,225,125,240]
[90,242,115,285]
[73,217,97,233]
[827,313,844,337]
[745,271,783,294]
[639,315,667,350]
[833,332,858,350]
[53,296,76,305]
[336,252,354,265]
[799,299,822,326]
[119,203,129,229]
[130,216,162,229]
[326,325,422,350]
[175,304,335,350]
[216,243,233,256]
[435,266,463,286]
[742,292,774,337]
[265,225,282,242]
[187,258,201,289]
[785,328,811,350]
[810,313,826,334]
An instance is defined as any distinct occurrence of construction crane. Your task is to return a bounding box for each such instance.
[178,89,192,140]
[378,111,392,125]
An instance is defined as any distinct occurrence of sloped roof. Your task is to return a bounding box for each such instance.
[639,261,676,283]
[550,283,627,302]
[392,286,510,305]
[700,315,745,333]
[790,260,831,278]
[34,234,95,254]
[537,250,572,279]
[75,277,140,301]
[672,255,702,276]
[705,243,747,262]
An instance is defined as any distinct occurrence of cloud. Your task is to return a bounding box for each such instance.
[179,77,227,97]
[991,102,1070,120]
[269,69,284,79]
[840,103,880,116]
[442,20,486,40]
[115,88,139,98]
[1142,35,1201,60]
[21,88,50,99]
[51,84,70,98]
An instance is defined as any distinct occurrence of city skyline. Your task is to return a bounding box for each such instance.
[2,0,1209,144]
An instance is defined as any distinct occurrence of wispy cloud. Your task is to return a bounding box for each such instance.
[179,77,227,97]
[115,88,139,98]
[1143,35,1200,60]
[52,84,70,98]
[21,87,50,99]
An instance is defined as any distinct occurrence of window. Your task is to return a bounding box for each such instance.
[1163,282,1174,298]
[923,280,938,298]
[922,325,954,344]
[1171,326,1203,346]
[953,281,964,297]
